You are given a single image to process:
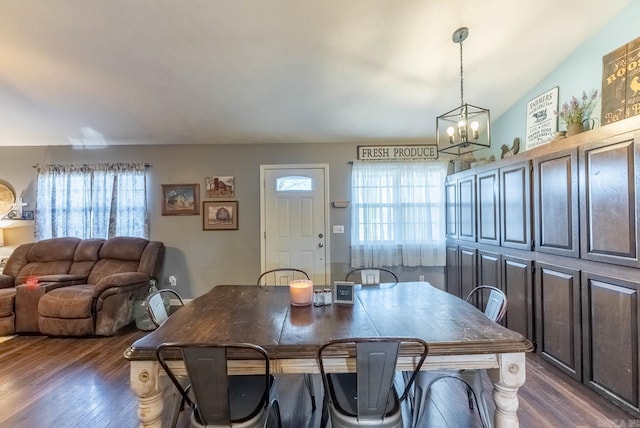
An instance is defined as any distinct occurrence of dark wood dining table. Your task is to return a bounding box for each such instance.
[125,281,533,427]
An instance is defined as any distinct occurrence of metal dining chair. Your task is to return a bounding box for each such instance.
[156,342,282,428]
[344,268,398,285]
[411,285,507,428]
[256,268,316,412]
[318,337,429,428]
[147,288,185,328]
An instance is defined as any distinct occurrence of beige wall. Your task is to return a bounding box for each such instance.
[0,143,443,297]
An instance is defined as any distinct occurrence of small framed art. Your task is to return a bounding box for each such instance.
[334,281,355,304]
[203,201,238,230]
[205,176,235,198]
[161,184,200,216]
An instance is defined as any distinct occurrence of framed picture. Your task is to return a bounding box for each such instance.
[205,176,235,198]
[525,86,559,151]
[21,210,34,220]
[203,201,238,230]
[333,281,355,304]
[161,184,200,216]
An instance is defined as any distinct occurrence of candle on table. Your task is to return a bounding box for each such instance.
[289,279,313,306]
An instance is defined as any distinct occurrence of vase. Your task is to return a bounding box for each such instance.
[566,122,584,137]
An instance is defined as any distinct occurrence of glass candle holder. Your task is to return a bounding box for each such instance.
[289,279,313,306]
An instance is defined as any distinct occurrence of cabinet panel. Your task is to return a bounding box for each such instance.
[458,174,476,242]
[536,263,581,380]
[477,249,501,289]
[502,256,534,341]
[500,161,532,250]
[477,169,500,245]
[534,148,579,258]
[459,246,477,299]
[445,244,460,297]
[582,273,639,413]
[580,134,640,267]
[445,180,458,239]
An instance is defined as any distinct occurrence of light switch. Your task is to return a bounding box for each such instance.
[333,225,344,234]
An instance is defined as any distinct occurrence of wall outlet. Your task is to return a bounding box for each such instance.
[333,225,344,234]
[419,275,425,282]
[168,275,177,287]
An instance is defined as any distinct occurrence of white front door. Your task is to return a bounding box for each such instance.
[260,165,330,285]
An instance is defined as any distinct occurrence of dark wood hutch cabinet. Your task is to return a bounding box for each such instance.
[444,115,640,417]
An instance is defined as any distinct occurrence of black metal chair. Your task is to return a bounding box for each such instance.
[256,268,316,412]
[411,285,507,428]
[156,342,282,428]
[146,288,185,328]
[318,337,429,428]
[344,268,398,285]
[257,268,310,287]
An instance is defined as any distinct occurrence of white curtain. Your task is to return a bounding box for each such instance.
[350,160,448,268]
[35,162,149,240]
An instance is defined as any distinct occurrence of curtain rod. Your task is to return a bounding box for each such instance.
[33,163,151,168]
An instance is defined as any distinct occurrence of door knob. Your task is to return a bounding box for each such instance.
[318,243,324,248]
[318,233,324,238]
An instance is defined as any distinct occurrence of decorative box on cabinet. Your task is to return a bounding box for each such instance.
[533,148,579,258]
[502,255,534,341]
[500,161,532,250]
[458,172,476,242]
[579,132,640,267]
[477,169,500,245]
[535,262,582,381]
[581,271,640,416]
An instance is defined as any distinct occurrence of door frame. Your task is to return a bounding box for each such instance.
[260,164,331,285]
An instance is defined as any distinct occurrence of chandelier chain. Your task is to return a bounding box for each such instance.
[459,38,464,106]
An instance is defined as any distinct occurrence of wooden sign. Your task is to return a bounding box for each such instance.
[602,35,640,125]
[525,87,558,151]
[357,145,437,161]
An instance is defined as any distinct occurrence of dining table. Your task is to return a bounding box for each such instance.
[124,281,533,427]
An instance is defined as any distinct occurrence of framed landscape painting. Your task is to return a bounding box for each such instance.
[161,184,200,216]
[203,201,238,230]
[205,176,235,198]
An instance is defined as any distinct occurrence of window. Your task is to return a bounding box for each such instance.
[276,176,313,192]
[350,161,448,268]
[35,163,149,239]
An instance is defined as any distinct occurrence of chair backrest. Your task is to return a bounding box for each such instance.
[465,285,507,323]
[318,337,428,420]
[257,268,309,287]
[147,289,184,327]
[344,268,398,285]
[156,342,271,426]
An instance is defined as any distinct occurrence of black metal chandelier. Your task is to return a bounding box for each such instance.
[437,27,491,156]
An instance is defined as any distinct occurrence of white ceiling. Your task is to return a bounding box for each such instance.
[0,0,631,147]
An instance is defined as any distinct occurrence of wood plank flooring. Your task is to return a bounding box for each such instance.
[0,325,635,428]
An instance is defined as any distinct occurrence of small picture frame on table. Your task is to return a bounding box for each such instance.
[21,210,34,220]
[334,281,355,304]
[203,201,238,230]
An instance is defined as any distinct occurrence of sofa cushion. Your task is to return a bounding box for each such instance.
[70,239,105,277]
[0,288,16,317]
[12,238,81,285]
[38,285,95,319]
[88,237,149,284]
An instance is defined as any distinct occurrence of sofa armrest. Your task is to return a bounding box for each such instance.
[93,272,149,296]
[0,274,14,289]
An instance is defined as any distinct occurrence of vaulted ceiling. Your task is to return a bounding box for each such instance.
[0,0,631,147]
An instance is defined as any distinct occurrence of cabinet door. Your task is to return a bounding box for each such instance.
[580,133,640,267]
[445,243,460,297]
[536,263,581,380]
[458,173,476,242]
[533,148,579,258]
[477,249,501,289]
[582,272,639,414]
[459,246,477,299]
[500,161,532,250]
[502,256,534,341]
[445,179,458,239]
[477,169,500,245]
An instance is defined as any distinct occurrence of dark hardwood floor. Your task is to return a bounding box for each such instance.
[0,325,634,428]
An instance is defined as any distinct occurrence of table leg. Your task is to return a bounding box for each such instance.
[130,360,165,428]
[488,352,526,428]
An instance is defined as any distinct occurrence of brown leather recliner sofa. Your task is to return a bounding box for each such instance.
[0,236,164,336]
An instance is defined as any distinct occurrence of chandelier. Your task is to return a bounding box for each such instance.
[437,27,491,156]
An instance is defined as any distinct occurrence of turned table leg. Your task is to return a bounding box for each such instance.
[488,352,526,428]
[130,360,165,428]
